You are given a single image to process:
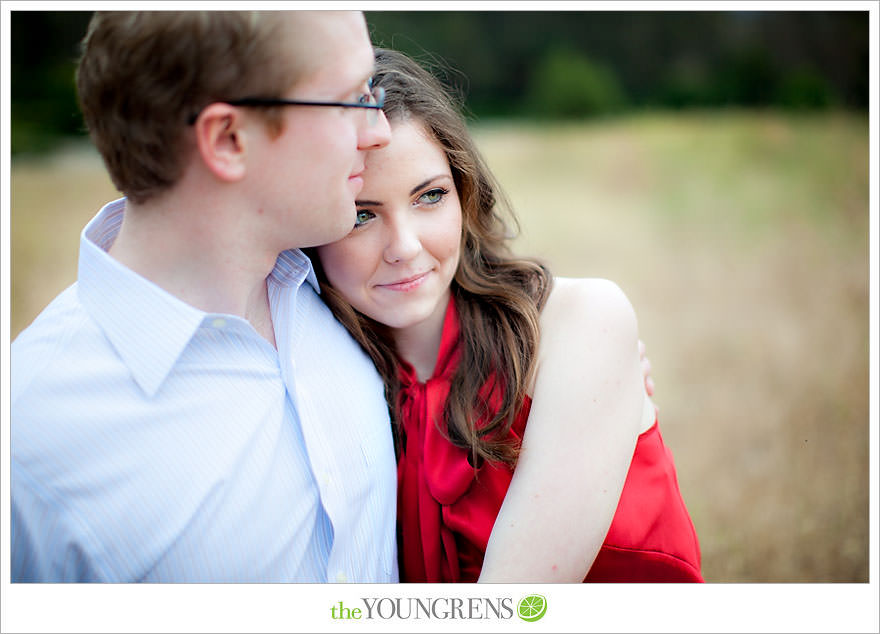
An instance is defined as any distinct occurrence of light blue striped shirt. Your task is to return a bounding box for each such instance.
[11,198,399,582]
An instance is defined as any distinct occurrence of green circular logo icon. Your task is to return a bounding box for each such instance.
[517,594,547,622]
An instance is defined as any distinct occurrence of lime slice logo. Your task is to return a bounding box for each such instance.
[517,594,547,622]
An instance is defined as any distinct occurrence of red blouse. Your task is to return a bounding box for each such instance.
[396,296,703,582]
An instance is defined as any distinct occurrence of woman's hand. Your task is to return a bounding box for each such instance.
[639,339,659,417]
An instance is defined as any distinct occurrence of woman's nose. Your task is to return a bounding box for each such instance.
[383,217,421,264]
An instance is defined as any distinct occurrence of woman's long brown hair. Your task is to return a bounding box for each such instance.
[309,48,553,467]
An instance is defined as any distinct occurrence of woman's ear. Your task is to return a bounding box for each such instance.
[192,103,248,182]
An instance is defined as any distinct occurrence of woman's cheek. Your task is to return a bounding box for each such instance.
[318,244,357,291]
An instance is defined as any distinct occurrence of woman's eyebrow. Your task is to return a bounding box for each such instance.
[409,174,451,196]
[354,199,382,207]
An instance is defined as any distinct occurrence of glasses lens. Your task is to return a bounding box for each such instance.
[366,86,385,126]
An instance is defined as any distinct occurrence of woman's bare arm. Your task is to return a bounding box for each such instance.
[478,277,646,582]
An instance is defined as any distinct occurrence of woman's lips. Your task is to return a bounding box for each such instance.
[377,271,430,292]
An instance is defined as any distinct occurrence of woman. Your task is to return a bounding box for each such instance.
[311,48,702,582]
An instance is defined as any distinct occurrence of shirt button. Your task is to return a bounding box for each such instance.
[336,571,348,583]
[211,318,226,329]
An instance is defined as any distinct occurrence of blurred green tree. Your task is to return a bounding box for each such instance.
[525,48,627,118]
[775,68,838,109]
[11,11,93,154]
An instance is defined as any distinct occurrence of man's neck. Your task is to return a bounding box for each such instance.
[108,194,280,347]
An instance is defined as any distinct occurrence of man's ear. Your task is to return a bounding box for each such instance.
[193,103,249,182]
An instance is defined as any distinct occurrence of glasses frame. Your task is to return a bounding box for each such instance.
[187,85,385,126]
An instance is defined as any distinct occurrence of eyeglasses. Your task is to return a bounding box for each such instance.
[187,85,385,126]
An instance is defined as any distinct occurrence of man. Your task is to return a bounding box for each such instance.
[11,11,397,582]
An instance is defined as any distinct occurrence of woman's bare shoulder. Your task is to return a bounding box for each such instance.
[540,277,638,338]
[527,277,639,397]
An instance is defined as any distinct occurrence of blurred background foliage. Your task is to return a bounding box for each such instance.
[10,10,868,155]
[366,11,866,117]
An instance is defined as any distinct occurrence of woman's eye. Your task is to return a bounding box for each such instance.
[355,80,373,105]
[354,209,375,227]
[418,188,448,205]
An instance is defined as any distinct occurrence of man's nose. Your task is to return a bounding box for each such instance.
[358,109,391,150]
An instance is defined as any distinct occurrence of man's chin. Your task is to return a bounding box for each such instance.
[305,211,356,248]
[348,174,365,194]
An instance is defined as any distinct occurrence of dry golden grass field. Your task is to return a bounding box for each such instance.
[9,110,871,582]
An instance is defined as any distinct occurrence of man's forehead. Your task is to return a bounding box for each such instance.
[288,11,369,51]
[288,11,373,85]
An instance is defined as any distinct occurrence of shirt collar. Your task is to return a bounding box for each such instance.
[270,248,321,295]
[77,198,318,396]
